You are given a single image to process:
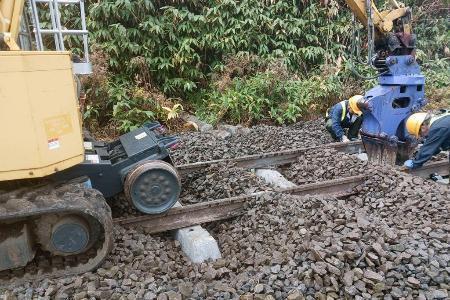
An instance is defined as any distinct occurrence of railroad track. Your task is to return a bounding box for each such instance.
[0,170,370,285]
[117,141,449,232]
[177,140,448,178]
[176,140,364,175]
[407,159,449,178]
[114,175,366,233]
[3,142,447,285]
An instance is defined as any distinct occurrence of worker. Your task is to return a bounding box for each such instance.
[325,95,364,142]
[404,110,450,170]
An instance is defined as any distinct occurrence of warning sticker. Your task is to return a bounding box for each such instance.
[48,138,60,150]
[135,132,147,140]
[44,114,73,140]
[83,141,93,150]
[85,154,100,164]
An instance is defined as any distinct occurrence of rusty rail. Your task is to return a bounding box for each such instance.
[409,160,449,178]
[177,140,448,179]
[116,144,449,233]
[176,141,364,175]
[114,193,259,233]
[115,175,365,233]
[279,175,366,196]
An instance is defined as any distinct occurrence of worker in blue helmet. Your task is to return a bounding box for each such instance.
[403,110,450,171]
[325,95,364,142]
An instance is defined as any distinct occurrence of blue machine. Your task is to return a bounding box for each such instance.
[359,55,427,164]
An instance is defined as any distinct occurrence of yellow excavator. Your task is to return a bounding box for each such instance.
[0,0,181,281]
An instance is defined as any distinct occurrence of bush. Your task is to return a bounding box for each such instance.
[81,48,189,133]
[197,58,343,125]
[87,0,349,95]
[78,0,448,130]
[422,58,450,90]
[421,58,450,107]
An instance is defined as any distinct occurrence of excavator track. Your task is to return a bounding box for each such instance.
[0,180,113,286]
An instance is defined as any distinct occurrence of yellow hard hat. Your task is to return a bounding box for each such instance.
[349,95,363,116]
[406,112,428,137]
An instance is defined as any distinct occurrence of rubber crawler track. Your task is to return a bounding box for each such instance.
[0,181,114,286]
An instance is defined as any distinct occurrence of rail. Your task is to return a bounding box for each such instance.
[177,141,448,178]
[114,175,367,233]
[118,143,448,233]
[176,141,364,175]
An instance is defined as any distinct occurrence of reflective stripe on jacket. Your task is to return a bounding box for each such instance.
[430,110,450,126]
[326,100,349,140]
[326,101,346,121]
[412,113,450,168]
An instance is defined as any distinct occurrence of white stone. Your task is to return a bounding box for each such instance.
[172,202,221,263]
[180,113,213,132]
[175,225,221,263]
[356,153,368,161]
[212,129,232,140]
[255,169,297,189]
[437,178,449,184]
[217,124,239,135]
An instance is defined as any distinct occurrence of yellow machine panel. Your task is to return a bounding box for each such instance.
[0,51,84,180]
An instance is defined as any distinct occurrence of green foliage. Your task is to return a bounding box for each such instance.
[83,78,159,133]
[422,58,450,90]
[109,84,155,133]
[411,0,449,60]
[198,65,343,125]
[88,0,349,96]
[407,0,449,107]
[79,51,161,133]
[421,57,450,107]
[76,0,449,129]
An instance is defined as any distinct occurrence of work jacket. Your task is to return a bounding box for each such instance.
[412,112,450,168]
[326,100,358,140]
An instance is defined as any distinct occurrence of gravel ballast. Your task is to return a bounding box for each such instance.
[108,162,271,217]
[2,120,449,299]
[180,162,271,204]
[171,120,333,164]
[280,148,368,185]
[5,165,449,299]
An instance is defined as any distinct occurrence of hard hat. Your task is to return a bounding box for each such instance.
[349,95,363,116]
[406,112,428,137]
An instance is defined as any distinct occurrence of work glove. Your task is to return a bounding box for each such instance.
[404,159,414,169]
[341,135,350,143]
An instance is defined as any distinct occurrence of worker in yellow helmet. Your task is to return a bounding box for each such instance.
[404,109,450,170]
[325,95,364,142]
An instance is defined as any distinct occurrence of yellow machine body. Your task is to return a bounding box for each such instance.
[0,51,84,180]
[344,0,410,34]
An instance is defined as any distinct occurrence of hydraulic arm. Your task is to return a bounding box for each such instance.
[0,0,24,49]
[346,0,411,34]
[345,0,414,56]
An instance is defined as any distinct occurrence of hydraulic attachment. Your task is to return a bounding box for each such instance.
[344,0,425,165]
